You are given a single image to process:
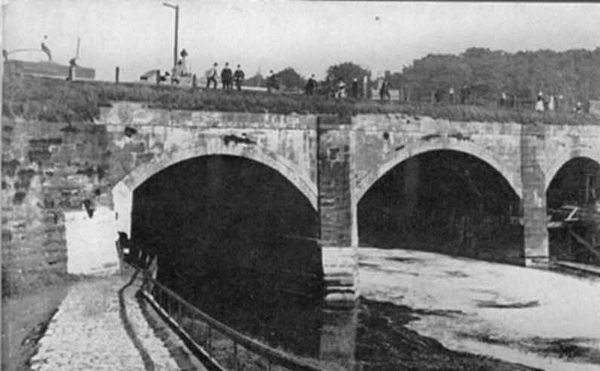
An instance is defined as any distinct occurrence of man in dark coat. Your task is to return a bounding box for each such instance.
[305,74,317,95]
[351,78,360,99]
[221,62,233,90]
[233,65,245,91]
[266,70,279,93]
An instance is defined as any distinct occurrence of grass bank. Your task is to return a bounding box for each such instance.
[3,75,598,125]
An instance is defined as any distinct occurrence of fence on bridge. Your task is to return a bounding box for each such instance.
[138,268,322,371]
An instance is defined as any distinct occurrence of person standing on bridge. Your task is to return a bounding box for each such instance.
[221,62,233,90]
[535,92,545,112]
[179,49,189,76]
[305,74,317,95]
[379,80,391,101]
[266,70,279,93]
[172,60,183,85]
[41,35,52,61]
[233,65,245,91]
[351,78,360,99]
[66,57,77,81]
[206,62,218,89]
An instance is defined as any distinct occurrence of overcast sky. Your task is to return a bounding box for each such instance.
[3,0,600,82]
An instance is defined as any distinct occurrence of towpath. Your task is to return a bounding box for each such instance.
[28,270,205,371]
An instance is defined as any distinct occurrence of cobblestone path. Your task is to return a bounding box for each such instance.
[29,273,188,371]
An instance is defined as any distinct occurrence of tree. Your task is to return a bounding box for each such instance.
[274,67,305,90]
[326,62,370,84]
[396,47,600,105]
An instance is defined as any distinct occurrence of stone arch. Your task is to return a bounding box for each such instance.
[354,139,522,206]
[112,141,318,236]
[545,147,600,192]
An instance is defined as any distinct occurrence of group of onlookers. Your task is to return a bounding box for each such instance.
[169,49,247,90]
[533,91,583,113]
[204,62,245,90]
[168,51,588,112]
[534,92,558,112]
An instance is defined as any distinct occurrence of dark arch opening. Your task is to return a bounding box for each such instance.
[131,155,323,356]
[547,157,600,266]
[358,150,523,264]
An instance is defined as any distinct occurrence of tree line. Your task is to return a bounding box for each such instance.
[245,47,600,108]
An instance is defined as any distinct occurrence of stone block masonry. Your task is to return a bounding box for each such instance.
[317,116,358,305]
[4,101,600,303]
[2,118,115,294]
[521,123,549,267]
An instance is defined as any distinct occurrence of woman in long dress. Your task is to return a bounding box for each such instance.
[535,92,545,111]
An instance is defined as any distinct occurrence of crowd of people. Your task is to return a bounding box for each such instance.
[166,49,589,113]
[168,49,247,91]
[204,62,246,90]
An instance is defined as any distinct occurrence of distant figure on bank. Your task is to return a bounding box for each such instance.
[351,78,360,99]
[41,35,52,61]
[449,87,455,104]
[266,70,279,93]
[305,74,317,95]
[336,79,346,98]
[380,80,391,101]
[179,49,189,75]
[172,60,184,84]
[433,89,442,104]
[575,101,583,114]
[66,57,77,81]
[460,85,470,104]
[206,62,218,89]
[221,62,233,90]
[547,95,555,111]
[535,92,545,111]
[499,92,508,107]
[233,65,245,91]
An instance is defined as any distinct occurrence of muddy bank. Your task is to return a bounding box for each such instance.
[356,298,538,371]
[1,282,71,371]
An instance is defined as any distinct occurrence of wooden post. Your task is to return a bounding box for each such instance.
[156,70,160,86]
[115,67,120,84]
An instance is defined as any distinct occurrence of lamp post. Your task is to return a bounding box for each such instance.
[163,2,179,71]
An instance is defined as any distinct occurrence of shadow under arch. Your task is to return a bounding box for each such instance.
[546,155,600,265]
[356,147,524,265]
[128,153,325,359]
[545,148,600,192]
[112,142,317,236]
[354,139,522,206]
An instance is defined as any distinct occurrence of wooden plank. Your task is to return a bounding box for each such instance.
[566,227,600,261]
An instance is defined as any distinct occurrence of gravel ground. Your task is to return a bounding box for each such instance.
[27,273,182,371]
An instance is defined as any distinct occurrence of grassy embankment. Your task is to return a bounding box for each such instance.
[3,75,598,125]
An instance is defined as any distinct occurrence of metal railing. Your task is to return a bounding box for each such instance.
[138,269,322,371]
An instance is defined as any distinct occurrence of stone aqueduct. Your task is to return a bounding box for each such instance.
[6,101,599,301]
[95,102,600,302]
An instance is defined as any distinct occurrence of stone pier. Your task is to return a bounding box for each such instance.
[521,123,550,267]
[317,116,359,306]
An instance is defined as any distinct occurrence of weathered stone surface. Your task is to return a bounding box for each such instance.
[4,102,600,296]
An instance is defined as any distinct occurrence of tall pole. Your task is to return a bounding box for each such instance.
[163,3,179,70]
[174,5,179,70]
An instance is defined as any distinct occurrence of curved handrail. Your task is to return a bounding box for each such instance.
[139,269,322,371]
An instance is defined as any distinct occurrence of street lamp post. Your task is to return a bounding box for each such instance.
[163,2,179,72]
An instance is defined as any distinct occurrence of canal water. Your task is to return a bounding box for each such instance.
[165,248,600,370]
